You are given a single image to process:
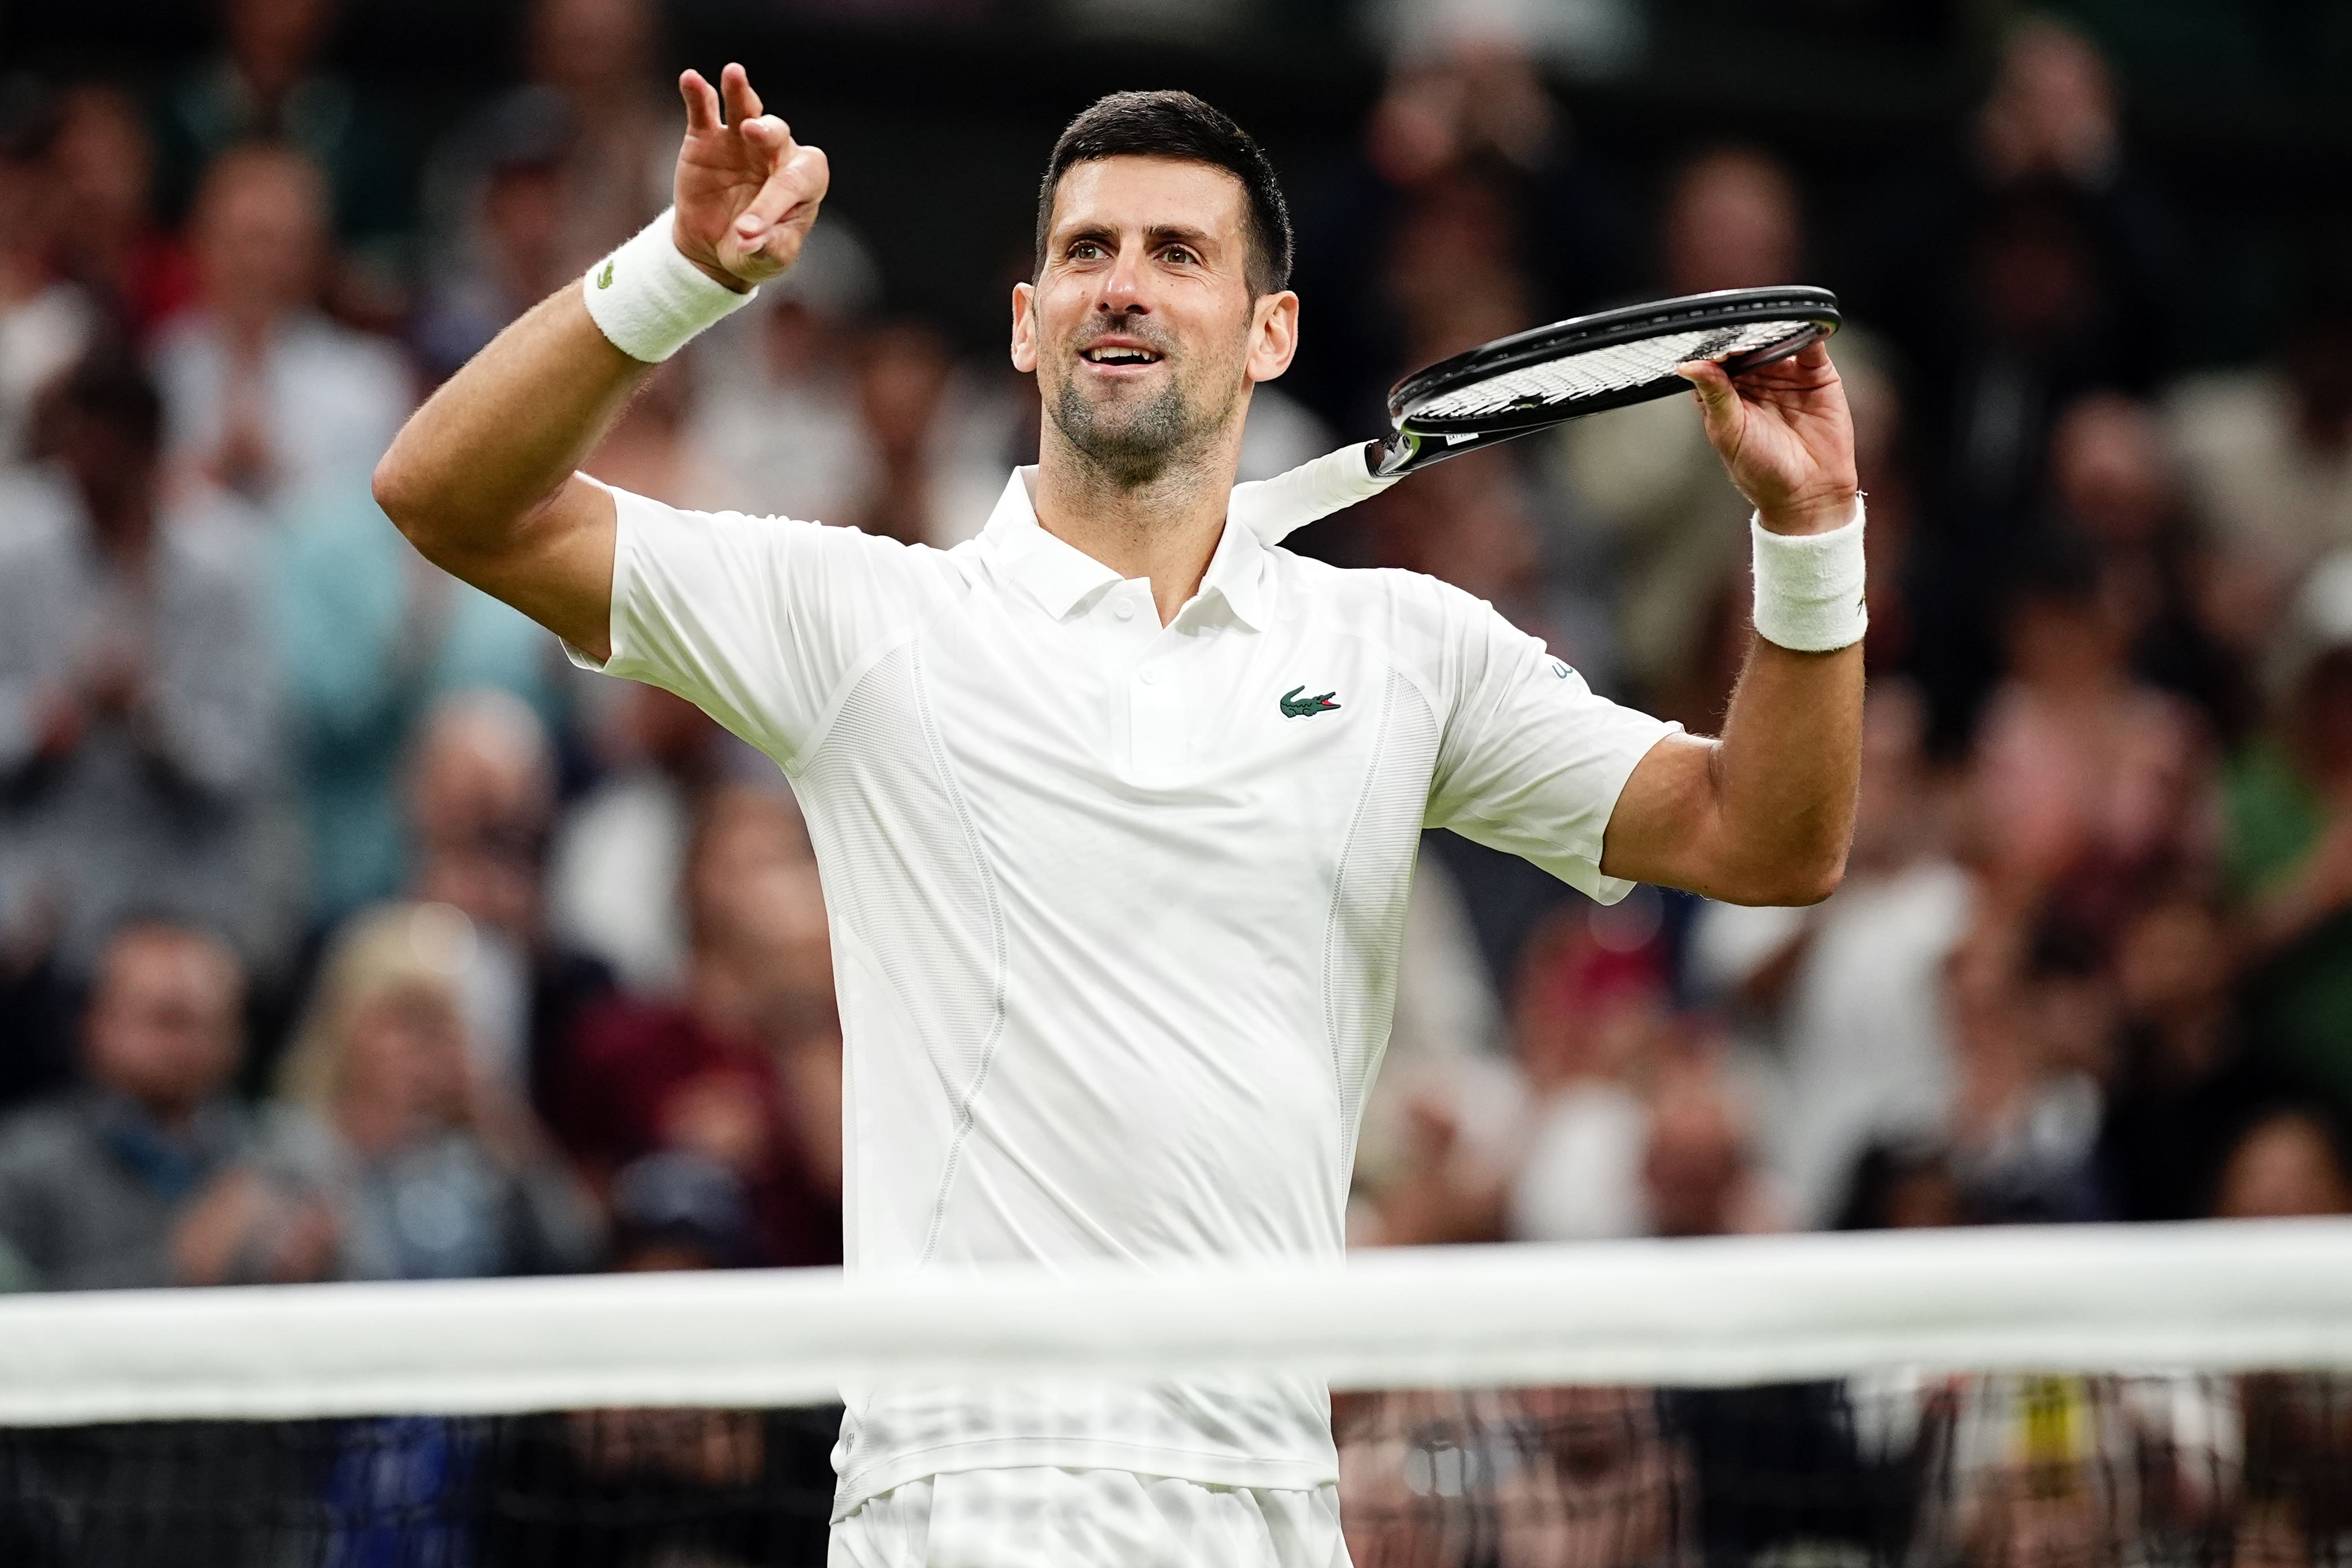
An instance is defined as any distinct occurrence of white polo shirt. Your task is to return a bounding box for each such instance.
[571,467,1678,1516]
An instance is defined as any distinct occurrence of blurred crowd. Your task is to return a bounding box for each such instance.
[1,0,2351,1305]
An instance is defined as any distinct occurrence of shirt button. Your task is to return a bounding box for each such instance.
[1138,667,1159,686]
[1115,601,1135,621]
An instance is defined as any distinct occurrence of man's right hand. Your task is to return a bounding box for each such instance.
[376,62,833,660]
[672,64,830,292]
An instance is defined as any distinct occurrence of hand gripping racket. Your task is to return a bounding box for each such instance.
[1230,285,1841,540]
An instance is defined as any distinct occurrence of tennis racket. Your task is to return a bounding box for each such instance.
[1371,285,1841,476]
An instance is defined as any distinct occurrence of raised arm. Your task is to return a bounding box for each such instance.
[370,64,827,660]
[1597,342,1865,906]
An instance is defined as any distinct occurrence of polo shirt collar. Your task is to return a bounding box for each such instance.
[981,467,1269,632]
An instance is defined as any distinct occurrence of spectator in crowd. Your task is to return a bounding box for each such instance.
[270,479,562,923]
[265,900,598,1280]
[152,142,412,505]
[398,690,612,1105]
[41,81,198,343]
[0,98,94,467]
[411,95,573,384]
[1551,144,1807,708]
[847,319,958,547]
[0,919,334,1289]
[2209,1107,2352,1220]
[549,683,749,998]
[2168,272,2352,621]
[2044,390,2249,738]
[1833,1138,1968,1230]
[425,0,673,291]
[153,0,408,277]
[1876,22,2181,739]
[1967,538,2209,945]
[1505,910,1671,1243]
[2096,882,2290,1222]
[1690,682,1975,1227]
[580,358,755,513]
[2224,553,2352,1128]
[1288,34,1631,429]
[1941,920,2109,1223]
[1640,1046,1782,1237]
[550,786,840,1268]
[0,354,288,979]
[685,220,882,524]
[606,1148,759,1273]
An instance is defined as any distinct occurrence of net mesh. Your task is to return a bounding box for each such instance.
[8,1377,2350,1566]
[6,1225,2352,1567]
[1412,322,1806,419]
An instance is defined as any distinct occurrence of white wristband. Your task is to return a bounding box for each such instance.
[1750,500,1867,652]
[582,209,758,362]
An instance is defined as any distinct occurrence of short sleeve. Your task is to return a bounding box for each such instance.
[1426,593,1680,905]
[563,483,926,769]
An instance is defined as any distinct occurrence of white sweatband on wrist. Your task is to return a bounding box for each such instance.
[1750,498,1868,652]
[1229,443,1399,546]
[582,208,758,362]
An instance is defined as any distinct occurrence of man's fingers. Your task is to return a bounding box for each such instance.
[679,69,721,133]
[1676,360,1745,450]
[1676,360,1737,418]
[734,142,827,247]
[740,113,794,161]
[720,62,763,125]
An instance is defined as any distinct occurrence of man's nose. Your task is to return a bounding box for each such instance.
[1097,247,1150,313]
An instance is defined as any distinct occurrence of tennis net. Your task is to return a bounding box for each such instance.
[4,1220,2350,1566]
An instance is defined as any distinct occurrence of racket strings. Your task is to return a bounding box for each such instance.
[1411,321,1802,421]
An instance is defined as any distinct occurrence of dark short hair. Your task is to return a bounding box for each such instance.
[54,352,165,458]
[1034,90,1293,296]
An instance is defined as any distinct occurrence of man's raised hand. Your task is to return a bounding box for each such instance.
[673,63,829,291]
[1676,340,1859,537]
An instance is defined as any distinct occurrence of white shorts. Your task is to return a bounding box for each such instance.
[827,1466,1351,1568]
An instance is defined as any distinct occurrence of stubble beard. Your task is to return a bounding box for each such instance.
[1047,361,1239,491]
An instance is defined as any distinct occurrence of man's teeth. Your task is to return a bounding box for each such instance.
[1083,347,1160,363]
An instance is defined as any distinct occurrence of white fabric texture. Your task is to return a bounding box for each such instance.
[567,467,1676,1517]
[829,1469,1348,1568]
[1749,500,1867,652]
[581,208,760,362]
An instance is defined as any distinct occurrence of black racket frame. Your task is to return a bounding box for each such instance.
[1374,286,1842,476]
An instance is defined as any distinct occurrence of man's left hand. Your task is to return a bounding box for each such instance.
[1677,340,1858,536]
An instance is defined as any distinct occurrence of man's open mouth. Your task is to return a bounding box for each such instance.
[1079,346,1164,365]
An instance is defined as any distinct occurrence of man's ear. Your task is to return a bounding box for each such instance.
[1246,289,1300,385]
[1010,281,1039,373]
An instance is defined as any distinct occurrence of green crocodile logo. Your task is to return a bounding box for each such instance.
[596,259,615,289]
[1280,685,1341,719]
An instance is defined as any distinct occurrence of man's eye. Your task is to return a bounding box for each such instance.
[1070,242,1103,260]
[1163,247,1195,265]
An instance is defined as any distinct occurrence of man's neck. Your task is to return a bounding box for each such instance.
[1030,425,1241,627]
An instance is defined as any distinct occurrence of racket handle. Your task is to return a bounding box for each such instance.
[1229,444,1400,545]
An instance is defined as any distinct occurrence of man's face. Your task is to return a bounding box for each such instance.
[85,929,242,1119]
[195,154,324,323]
[1013,156,1296,485]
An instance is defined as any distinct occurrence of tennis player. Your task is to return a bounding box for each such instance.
[375,65,1864,1568]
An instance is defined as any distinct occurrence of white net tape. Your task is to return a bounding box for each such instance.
[4,1221,2350,1427]
[1413,322,1803,419]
